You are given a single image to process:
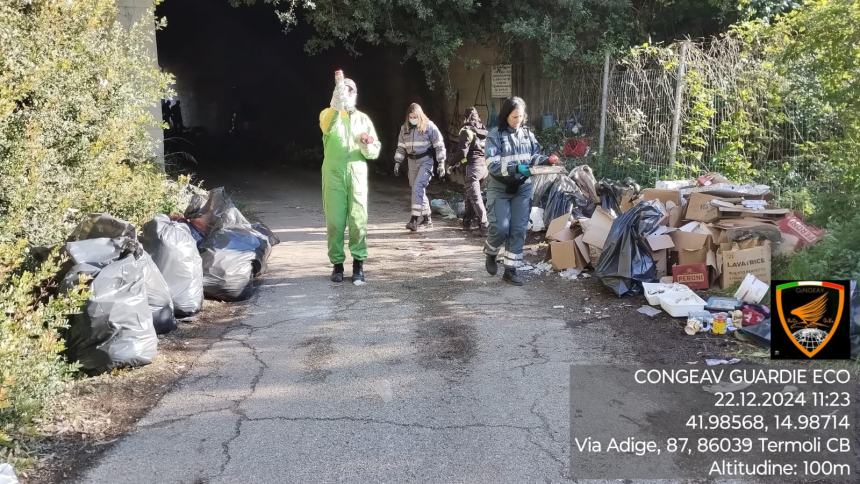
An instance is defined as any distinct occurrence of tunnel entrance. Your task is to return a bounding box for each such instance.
[156,0,438,172]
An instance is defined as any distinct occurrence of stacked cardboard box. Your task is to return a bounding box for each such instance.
[638,180,823,289]
[540,174,824,291]
[545,207,617,271]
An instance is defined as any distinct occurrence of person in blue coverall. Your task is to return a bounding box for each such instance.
[483,96,560,286]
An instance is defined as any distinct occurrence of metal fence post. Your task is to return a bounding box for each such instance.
[668,41,689,169]
[598,51,610,156]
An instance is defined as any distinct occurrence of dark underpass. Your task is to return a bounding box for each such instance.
[156,0,441,172]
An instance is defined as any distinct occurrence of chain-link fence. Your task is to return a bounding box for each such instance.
[533,38,829,205]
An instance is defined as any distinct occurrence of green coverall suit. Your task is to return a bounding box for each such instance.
[320,107,381,264]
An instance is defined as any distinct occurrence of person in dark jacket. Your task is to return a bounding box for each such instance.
[484,97,560,285]
[449,107,489,235]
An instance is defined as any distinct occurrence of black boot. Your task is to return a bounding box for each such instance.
[330,263,344,283]
[352,259,365,283]
[406,216,419,232]
[420,215,433,228]
[485,254,498,276]
[462,217,472,232]
[502,267,524,286]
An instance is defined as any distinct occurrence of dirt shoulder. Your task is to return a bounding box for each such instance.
[20,299,248,484]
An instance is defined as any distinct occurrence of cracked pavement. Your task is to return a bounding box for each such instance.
[78,168,678,483]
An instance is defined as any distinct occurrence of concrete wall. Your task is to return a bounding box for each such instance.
[117,0,164,161]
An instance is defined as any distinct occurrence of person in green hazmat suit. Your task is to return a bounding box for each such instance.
[320,72,381,283]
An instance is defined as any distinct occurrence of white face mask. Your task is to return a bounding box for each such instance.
[409,119,418,126]
[344,92,357,111]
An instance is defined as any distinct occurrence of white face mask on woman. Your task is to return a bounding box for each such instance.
[409,119,418,126]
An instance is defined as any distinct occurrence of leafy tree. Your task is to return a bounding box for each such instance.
[234,1,737,86]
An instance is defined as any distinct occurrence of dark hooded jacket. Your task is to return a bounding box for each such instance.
[456,108,488,166]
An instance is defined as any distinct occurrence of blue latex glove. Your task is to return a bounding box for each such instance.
[517,163,531,177]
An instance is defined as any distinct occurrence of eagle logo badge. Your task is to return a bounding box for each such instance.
[775,281,845,358]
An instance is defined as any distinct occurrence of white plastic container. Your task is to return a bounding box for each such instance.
[643,282,685,306]
[658,288,707,318]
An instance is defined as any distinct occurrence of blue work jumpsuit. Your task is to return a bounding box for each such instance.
[484,126,549,268]
[394,121,447,217]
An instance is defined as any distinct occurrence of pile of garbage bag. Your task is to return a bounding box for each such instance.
[57,185,278,371]
[531,165,597,227]
[61,234,159,374]
[184,187,277,301]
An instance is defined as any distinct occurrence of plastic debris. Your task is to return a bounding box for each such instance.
[528,207,546,232]
[430,199,457,220]
[637,305,662,317]
[705,296,742,312]
[705,358,742,366]
[141,252,177,335]
[736,318,771,347]
[734,273,769,304]
[559,268,582,280]
[0,463,18,484]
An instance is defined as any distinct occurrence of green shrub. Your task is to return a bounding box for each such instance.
[0,242,88,458]
[0,0,175,246]
[0,0,179,462]
[773,212,860,281]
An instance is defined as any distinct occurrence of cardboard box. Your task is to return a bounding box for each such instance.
[574,235,592,267]
[716,204,789,219]
[549,240,588,271]
[778,213,825,248]
[546,214,575,241]
[670,223,715,264]
[666,200,683,227]
[672,263,709,290]
[648,234,675,251]
[643,188,682,207]
[712,219,781,245]
[581,207,616,249]
[685,192,724,223]
[717,242,771,289]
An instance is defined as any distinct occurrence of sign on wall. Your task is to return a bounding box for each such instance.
[491,64,512,98]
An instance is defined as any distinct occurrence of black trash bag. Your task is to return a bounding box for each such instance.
[184,187,251,237]
[737,318,772,348]
[141,252,177,334]
[251,222,281,246]
[61,238,157,374]
[141,215,204,317]
[542,177,596,226]
[598,178,641,215]
[200,227,272,301]
[532,173,563,207]
[595,200,664,296]
[598,179,625,214]
[68,213,136,241]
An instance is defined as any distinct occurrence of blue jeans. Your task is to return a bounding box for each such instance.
[483,178,532,268]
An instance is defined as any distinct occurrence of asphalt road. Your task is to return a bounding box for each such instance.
[79,168,712,483]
